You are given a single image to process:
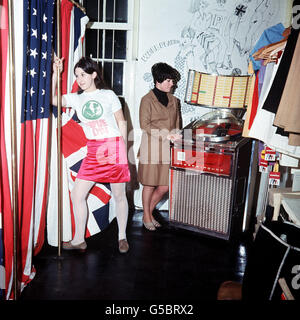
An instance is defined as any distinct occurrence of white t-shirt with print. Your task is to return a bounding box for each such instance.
[63,89,122,140]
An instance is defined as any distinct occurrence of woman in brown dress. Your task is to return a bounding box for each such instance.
[137,63,181,231]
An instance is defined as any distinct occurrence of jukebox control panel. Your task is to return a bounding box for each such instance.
[171,140,242,177]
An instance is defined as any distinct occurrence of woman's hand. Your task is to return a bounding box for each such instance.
[53,55,64,76]
[167,132,182,143]
[52,55,66,106]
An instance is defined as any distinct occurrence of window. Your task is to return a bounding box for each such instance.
[81,0,130,96]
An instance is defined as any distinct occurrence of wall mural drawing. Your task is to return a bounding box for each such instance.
[174,0,279,119]
[138,0,287,125]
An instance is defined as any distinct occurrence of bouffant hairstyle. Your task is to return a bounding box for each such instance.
[151,62,181,85]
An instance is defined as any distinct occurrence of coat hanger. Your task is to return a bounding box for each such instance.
[259,40,286,59]
[261,46,285,66]
[252,38,286,60]
[268,41,286,57]
[282,26,291,38]
[68,0,86,14]
[252,27,291,61]
[254,40,286,64]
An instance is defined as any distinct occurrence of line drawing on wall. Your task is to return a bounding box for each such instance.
[140,0,282,123]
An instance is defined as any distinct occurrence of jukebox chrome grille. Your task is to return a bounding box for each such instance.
[169,169,232,236]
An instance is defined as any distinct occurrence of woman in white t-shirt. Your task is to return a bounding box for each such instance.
[52,56,130,253]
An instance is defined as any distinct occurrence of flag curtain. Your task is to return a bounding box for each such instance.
[47,0,115,247]
[0,0,116,300]
[0,0,11,300]
[0,0,55,300]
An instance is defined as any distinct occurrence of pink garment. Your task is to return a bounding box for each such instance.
[77,137,130,183]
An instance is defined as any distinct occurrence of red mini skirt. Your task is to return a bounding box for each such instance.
[77,137,130,183]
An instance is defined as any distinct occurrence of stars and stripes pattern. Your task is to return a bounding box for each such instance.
[22,1,53,122]
[18,0,55,294]
[0,0,55,300]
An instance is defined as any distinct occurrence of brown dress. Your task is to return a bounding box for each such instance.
[137,90,180,186]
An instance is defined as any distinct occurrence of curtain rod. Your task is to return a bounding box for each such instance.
[57,0,62,257]
[69,0,86,14]
[7,0,19,300]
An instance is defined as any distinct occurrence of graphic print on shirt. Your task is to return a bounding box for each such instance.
[82,100,109,137]
[82,100,103,120]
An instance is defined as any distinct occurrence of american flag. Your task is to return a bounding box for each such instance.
[18,0,55,293]
[0,0,55,299]
[0,0,10,300]
[0,221,4,299]
[47,0,115,247]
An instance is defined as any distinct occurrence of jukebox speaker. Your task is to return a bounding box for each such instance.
[169,109,252,240]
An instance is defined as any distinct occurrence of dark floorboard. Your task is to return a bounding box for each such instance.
[19,210,252,301]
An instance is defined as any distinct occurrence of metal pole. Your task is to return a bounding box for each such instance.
[56,0,62,257]
[7,0,19,300]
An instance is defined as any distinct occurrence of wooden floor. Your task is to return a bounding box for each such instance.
[19,210,252,301]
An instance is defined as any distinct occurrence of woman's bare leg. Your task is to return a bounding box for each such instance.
[149,185,169,219]
[110,182,128,241]
[142,185,168,224]
[70,178,95,245]
[142,185,155,224]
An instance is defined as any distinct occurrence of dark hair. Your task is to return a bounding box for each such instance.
[151,62,181,85]
[74,57,108,92]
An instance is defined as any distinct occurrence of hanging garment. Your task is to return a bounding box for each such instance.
[243,23,286,138]
[262,27,299,113]
[242,62,257,137]
[249,23,285,72]
[273,32,300,146]
[243,62,274,138]
[248,56,300,158]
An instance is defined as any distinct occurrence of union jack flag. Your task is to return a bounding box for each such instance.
[47,0,115,247]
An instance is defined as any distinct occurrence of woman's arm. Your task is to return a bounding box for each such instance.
[52,56,67,107]
[168,99,182,142]
[114,108,127,143]
[139,97,163,134]
[139,97,178,141]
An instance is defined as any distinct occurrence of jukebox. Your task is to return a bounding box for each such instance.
[168,70,254,240]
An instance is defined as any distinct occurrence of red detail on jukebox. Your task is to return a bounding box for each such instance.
[171,148,232,176]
